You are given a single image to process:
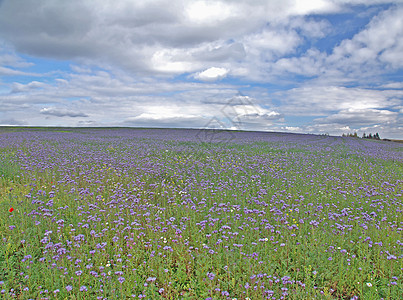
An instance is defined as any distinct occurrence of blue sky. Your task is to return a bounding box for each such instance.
[0,0,402,138]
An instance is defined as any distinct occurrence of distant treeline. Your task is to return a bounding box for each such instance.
[342,132,381,140]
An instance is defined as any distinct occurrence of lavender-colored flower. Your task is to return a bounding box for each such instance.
[66,285,72,292]
[207,272,215,280]
[79,286,87,292]
[118,277,125,283]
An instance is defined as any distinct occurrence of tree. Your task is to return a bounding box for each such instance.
[362,133,367,138]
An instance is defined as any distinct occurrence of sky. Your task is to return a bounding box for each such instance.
[0,0,402,139]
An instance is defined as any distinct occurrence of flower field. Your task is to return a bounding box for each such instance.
[0,128,402,299]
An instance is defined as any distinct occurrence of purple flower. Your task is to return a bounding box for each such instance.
[75,270,82,276]
[79,286,87,292]
[207,272,215,280]
[118,277,125,283]
[66,285,72,292]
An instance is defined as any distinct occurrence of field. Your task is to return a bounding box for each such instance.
[0,128,402,299]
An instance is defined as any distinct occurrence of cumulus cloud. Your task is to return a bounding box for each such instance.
[329,5,403,70]
[314,108,398,126]
[0,1,402,138]
[0,0,377,76]
[40,107,88,118]
[11,81,46,93]
[194,67,229,81]
[276,85,403,115]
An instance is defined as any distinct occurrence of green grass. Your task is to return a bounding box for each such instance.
[0,131,402,299]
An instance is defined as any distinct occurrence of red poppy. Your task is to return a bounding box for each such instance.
[9,207,14,212]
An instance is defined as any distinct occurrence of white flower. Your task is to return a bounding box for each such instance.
[366,282,372,287]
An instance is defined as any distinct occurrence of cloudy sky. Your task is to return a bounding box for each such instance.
[0,0,402,138]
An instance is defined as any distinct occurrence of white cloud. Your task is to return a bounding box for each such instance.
[0,0,376,77]
[290,0,341,15]
[40,107,88,118]
[243,27,302,57]
[194,67,229,81]
[185,1,239,24]
[329,5,403,70]
[276,85,403,115]
[273,48,327,76]
[314,108,398,126]
[381,82,403,89]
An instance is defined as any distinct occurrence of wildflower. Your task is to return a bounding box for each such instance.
[66,285,72,292]
[146,277,156,282]
[366,282,372,287]
[118,277,125,283]
[207,272,215,280]
[9,208,14,213]
[80,286,87,292]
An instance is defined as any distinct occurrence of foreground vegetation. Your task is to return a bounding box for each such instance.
[0,128,402,299]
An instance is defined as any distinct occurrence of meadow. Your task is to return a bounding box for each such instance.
[0,128,402,299]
